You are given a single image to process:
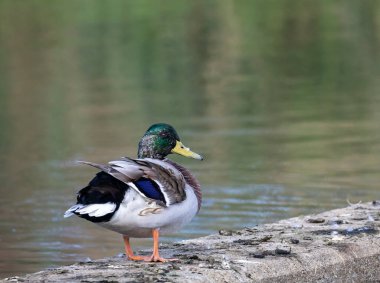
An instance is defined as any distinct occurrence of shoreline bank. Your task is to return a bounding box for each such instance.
[3,201,380,282]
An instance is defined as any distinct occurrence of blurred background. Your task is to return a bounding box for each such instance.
[1,0,380,278]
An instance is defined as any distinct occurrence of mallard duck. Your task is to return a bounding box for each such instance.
[64,123,203,262]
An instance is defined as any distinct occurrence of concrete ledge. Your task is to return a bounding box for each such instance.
[3,201,380,282]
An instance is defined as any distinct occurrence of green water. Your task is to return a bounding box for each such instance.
[0,0,380,278]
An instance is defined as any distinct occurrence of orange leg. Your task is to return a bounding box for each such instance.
[122,235,149,261]
[144,228,179,262]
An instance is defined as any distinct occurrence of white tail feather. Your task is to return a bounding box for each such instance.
[78,203,116,217]
[64,204,84,218]
[64,203,116,218]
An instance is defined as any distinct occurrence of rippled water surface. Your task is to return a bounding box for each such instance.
[1,1,380,278]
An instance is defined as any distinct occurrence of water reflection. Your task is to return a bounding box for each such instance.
[1,0,380,278]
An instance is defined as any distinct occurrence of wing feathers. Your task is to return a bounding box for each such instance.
[109,162,143,180]
[77,161,111,173]
[78,158,187,206]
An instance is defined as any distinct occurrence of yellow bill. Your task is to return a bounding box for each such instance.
[171,140,203,160]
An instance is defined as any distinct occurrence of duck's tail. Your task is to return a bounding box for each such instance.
[64,202,117,219]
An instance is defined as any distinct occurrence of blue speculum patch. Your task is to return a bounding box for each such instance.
[134,177,166,203]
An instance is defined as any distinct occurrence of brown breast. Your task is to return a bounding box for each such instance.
[165,159,202,212]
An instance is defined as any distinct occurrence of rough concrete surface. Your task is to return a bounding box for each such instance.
[3,201,380,283]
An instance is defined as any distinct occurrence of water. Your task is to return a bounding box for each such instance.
[1,0,380,278]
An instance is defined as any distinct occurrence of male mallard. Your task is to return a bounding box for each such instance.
[64,123,203,262]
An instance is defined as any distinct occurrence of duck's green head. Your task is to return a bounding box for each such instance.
[138,123,203,160]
